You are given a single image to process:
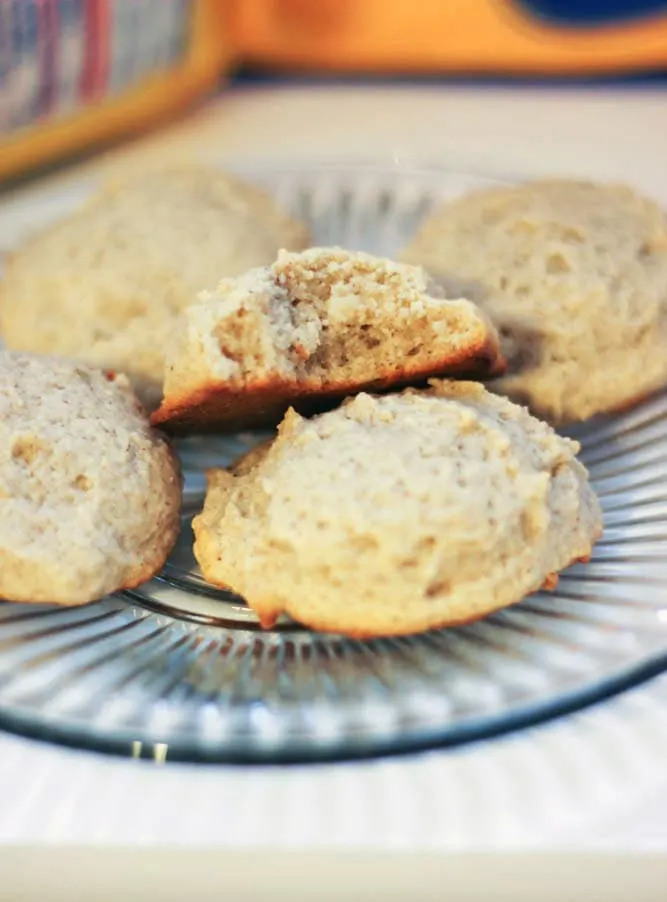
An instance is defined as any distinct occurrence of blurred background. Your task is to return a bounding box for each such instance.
[1,0,667,189]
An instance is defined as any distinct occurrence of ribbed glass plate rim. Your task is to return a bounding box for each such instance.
[1,160,667,764]
[1,613,667,764]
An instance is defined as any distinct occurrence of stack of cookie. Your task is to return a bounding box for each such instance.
[3,168,665,637]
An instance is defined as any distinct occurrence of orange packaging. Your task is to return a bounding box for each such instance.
[0,0,232,182]
[233,0,667,76]
[3,1,666,184]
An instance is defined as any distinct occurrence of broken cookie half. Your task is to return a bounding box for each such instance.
[151,247,504,432]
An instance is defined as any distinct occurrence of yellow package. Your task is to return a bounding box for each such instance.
[233,0,667,75]
[0,0,232,182]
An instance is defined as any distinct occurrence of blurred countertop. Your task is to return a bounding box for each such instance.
[10,80,667,200]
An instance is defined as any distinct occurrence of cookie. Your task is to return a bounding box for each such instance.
[0,167,309,408]
[151,247,503,431]
[193,380,601,637]
[402,180,667,423]
[0,351,181,605]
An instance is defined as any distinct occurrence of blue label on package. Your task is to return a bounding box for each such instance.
[517,0,667,26]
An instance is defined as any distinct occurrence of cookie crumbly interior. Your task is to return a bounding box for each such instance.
[162,247,496,402]
[0,167,310,407]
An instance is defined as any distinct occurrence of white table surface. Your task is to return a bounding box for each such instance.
[2,82,667,898]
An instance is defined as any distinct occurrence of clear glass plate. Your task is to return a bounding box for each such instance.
[1,164,667,763]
